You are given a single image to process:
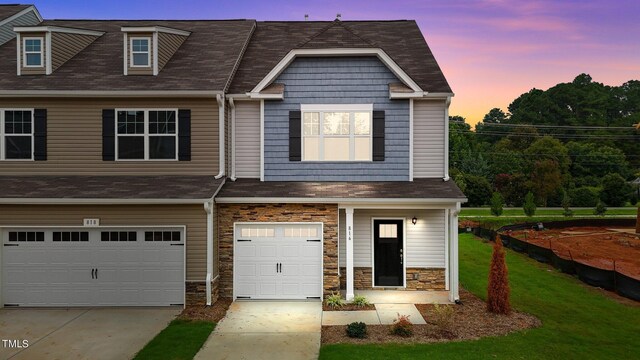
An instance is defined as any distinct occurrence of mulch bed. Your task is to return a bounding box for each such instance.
[177,298,233,323]
[322,289,541,344]
[323,303,376,311]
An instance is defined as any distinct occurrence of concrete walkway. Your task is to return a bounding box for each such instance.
[322,304,427,326]
[0,307,179,360]
[195,301,322,360]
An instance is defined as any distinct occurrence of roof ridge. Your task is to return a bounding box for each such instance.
[295,20,375,48]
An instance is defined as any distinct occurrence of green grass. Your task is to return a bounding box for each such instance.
[319,233,640,360]
[133,319,215,360]
[460,207,638,217]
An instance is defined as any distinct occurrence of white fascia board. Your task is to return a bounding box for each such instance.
[0,90,221,98]
[226,93,251,99]
[301,104,372,112]
[0,198,212,205]
[390,91,425,99]
[215,197,467,205]
[247,92,284,100]
[120,26,191,37]
[14,26,104,37]
[251,48,423,94]
[0,6,43,27]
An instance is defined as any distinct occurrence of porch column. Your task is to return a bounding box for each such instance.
[449,203,460,302]
[345,207,355,301]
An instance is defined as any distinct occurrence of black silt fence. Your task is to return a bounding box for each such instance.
[470,219,640,302]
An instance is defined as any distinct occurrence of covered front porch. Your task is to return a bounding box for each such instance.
[337,203,461,303]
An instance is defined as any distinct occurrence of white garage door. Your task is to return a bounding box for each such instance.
[1,227,184,307]
[234,223,322,300]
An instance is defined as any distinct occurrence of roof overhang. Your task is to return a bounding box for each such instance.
[0,198,211,205]
[215,197,467,205]
[249,48,424,97]
[121,26,191,36]
[0,90,222,98]
[390,91,455,100]
[14,25,104,37]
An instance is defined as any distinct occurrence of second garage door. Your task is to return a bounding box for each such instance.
[234,223,322,300]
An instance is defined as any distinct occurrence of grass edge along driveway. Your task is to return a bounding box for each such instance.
[319,233,640,360]
[133,319,215,360]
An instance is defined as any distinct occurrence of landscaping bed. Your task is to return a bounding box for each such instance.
[178,298,233,322]
[321,289,540,345]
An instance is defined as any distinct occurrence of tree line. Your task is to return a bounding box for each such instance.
[451,74,640,208]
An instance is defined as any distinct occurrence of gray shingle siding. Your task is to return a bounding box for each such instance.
[264,57,410,181]
[0,10,40,46]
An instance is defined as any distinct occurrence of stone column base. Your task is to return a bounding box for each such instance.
[339,267,445,291]
[185,277,220,306]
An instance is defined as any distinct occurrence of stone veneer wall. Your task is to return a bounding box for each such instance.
[217,203,339,298]
[185,276,220,306]
[339,267,445,291]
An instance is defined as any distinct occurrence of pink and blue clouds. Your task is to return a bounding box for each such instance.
[24,0,640,124]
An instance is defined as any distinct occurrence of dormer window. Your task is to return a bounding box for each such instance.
[130,37,150,67]
[23,37,43,67]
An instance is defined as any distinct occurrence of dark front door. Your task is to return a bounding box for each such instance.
[373,219,404,286]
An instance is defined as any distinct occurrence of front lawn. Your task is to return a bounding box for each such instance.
[133,319,215,360]
[319,233,640,359]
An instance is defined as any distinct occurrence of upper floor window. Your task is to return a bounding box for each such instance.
[301,104,372,161]
[23,37,43,67]
[116,109,177,160]
[0,109,33,160]
[130,37,150,67]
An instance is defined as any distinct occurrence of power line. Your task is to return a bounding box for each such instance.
[450,130,639,140]
[472,123,636,130]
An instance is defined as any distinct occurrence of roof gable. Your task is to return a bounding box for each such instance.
[297,20,375,49]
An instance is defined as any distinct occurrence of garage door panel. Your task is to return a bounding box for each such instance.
[2,227,184,307]
[259,245,277,257]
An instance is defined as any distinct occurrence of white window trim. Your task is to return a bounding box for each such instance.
[22,37,43,68]
[0,108,35,161]
[300,104,373,162]
[129,37,151,68]
[114,109,179,161]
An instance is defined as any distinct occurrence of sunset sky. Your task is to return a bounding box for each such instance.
[25,0,640,125]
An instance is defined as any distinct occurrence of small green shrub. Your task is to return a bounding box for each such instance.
[490,192,504,217]
[351,295,370,307]
[346,321,367,338]
[594,201,607,216]
[431,304,456,336]
[390,314,413,337]
[523,192,537,217]
[325,293,344,308]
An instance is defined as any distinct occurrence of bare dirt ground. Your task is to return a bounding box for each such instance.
[506,227,640,279]
[178,298,233,322]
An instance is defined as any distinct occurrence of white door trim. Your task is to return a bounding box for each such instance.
[233,222,324,300]
[370,217,407,288]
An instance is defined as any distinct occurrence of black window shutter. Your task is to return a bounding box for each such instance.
[289,110,301,161]
[102,109,115,161]
[178,109,191,161]
[372,110,385,161]
[33,109,47,161]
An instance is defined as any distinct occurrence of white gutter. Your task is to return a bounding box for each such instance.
[0,198,212,205]
[215,94,225,179]
[0,90,222,98]
[204,200,214,305]
[229,97,237,180]
[216,197,468,204]
[443,96,452,181]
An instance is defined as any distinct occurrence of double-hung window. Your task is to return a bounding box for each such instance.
[23,37,43,67]
[301,104,372,161]
[130,37,150,67]
[0,109,34,160]
[116,110,178,160]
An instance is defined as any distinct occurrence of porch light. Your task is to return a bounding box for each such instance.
[411,217,417,225]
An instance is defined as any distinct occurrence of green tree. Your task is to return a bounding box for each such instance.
[568,187,600,207]
[530,159,562,206]
[525,137,571,174]
[523,192,536,217]
[483,108,509,123]
[567,142,631,181]
[600,173,632,206]
[490,192,504,216]
[463,174,493,207]
[562,190,573,217]
[594,201,607,216]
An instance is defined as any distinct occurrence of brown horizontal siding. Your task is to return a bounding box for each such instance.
[0,97,219,175]
[158,32,187,71]
[51,32,98,71]
[0,204,209,280]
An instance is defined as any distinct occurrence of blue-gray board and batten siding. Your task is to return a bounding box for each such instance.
[263,56,410,181]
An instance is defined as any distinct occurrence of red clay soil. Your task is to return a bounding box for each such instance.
[504,227,640,279]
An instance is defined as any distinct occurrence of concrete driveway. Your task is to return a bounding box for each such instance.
[195,301,322,360]
[0,307,179,360]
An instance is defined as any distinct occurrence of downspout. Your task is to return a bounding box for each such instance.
[443,96,452,181]
[204,199,214,305]
[215,94,225,179]
[229,97,237,180]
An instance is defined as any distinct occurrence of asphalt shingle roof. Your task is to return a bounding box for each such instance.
[0,4,30,20]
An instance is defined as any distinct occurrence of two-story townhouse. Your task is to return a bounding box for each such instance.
[0,16,256,307]
[0,6,466,309]
[218,20,466,303]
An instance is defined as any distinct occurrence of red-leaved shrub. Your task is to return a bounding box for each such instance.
[487,235,511,315]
